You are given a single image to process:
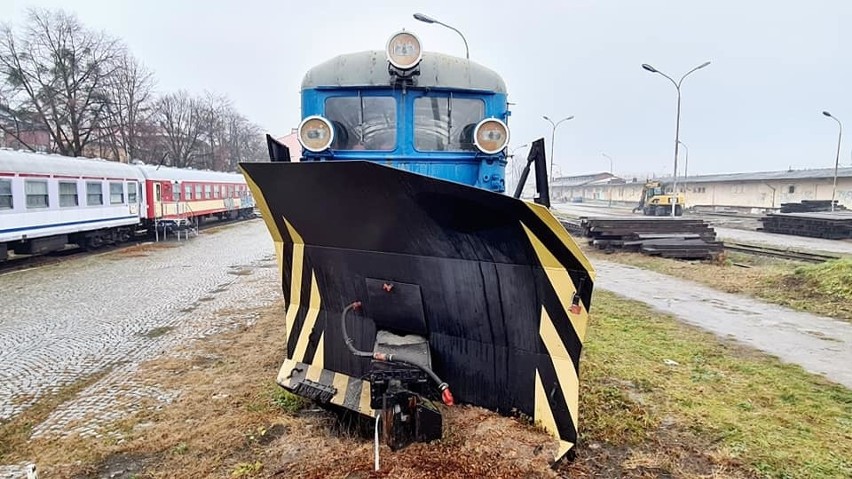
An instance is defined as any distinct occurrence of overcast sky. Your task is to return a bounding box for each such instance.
[5,0,851,177]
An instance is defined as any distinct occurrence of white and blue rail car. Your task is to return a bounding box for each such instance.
[0,149,145,260]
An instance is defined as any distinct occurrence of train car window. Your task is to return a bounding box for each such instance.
[205,184,212,199]
[414,97,484,152]
[325,96,397,150]
[109,182,124,204]
[86,182,103,206]
[59,182,79,207]
[127,182,138,203]
[174,185,181,201]
[184,184,192,200]
[0,179,12,209]
[214,185,221,198]
[25,180,49,208]
[195,184,202,200]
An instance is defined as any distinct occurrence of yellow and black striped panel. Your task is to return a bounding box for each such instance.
[240,160,595,464]
[277,358,373,414]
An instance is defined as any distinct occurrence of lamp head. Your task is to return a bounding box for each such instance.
[413,13,437,24]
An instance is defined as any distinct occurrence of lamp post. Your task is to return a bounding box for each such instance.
[678,140,689,204]
[642,61,711,217]
[413,13,469,59]
[823,111,842,212]
[508,143,529,192]
[602,153,614,207]
[542,115,574,185]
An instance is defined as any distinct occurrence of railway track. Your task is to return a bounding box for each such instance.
[723,242,840,263]
[0,216,258,275]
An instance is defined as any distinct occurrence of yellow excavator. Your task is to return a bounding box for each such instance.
[634,180,684,216]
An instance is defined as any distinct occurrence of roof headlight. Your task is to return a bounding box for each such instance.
[386,31,422,70]
[297,115,334,152]
[473,118,510,155]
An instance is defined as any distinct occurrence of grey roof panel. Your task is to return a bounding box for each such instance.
[301,51,507,93]
[685,166,852,184]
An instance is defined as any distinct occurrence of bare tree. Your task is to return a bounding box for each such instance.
[100,51,154,162]
[0,9,120,156]
[155,90,205,168]
[224,113,265,169]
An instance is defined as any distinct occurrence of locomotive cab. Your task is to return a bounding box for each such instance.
[297,31,510,193]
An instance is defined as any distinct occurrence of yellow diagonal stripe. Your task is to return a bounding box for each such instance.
[293,271,321,363]
[313,332,325,369]
[240,166,284,272]
[535,368,576,462]
[283,247,303,347]
[523,202,596,281]
[521,223,589,342]
[539,308,580,431]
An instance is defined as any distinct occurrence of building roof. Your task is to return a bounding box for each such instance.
[551,172,621,188]
[302,51,507,93]
[685,166,852,184]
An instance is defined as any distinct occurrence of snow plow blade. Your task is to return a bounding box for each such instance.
[240,160,595,462]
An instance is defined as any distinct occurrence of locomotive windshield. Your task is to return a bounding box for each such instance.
[414,96,484,152]
[325,95,397,150]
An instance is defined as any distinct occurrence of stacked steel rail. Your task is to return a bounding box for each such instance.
[563,217,722,259]
[760,212,852,239]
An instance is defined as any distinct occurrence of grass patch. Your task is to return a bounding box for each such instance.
[138,326,175,339]
[579,290,852,478]
[589,249,852,322]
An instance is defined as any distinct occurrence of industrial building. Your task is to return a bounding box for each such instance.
[552,167,852,211]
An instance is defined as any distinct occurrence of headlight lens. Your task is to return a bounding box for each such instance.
[298,115,334,152]
[386,31,422,70]
[474,119,510,154]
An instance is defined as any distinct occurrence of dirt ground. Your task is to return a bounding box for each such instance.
[0,298,760,479]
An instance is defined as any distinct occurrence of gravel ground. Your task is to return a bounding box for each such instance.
[0,220,277,425]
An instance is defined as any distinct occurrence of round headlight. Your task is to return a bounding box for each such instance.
[473,119,510,154]
[297,115,334,152]
[386,31,422,70]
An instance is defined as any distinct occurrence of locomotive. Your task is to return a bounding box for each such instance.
[240,30,595,463]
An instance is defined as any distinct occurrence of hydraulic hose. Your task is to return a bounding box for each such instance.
[341,301,373,358]
[341,301,454,406]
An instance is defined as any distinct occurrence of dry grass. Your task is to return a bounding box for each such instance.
[0,370,111,464]
[8,290,850,478]
[587,248,852,322]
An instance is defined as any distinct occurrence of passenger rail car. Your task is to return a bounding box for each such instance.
[0,150,144,257]
[0,149,254,261]
[241,30,596,464]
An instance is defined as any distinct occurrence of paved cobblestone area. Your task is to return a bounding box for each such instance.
[0,220,278,478]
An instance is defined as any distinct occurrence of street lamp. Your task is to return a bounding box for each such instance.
[413,13,469,59]
[642,61,711,217]
[602,153,614,207]
[542,115,574,185]
[508,143,529,192]
[678,140,689,204]
[823,111,842,212]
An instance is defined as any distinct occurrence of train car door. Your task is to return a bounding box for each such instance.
[128,181,140,215]
[154,182,163,218]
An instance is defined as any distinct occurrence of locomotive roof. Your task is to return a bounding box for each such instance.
[301,51,507,93]
[0,149,142,179]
